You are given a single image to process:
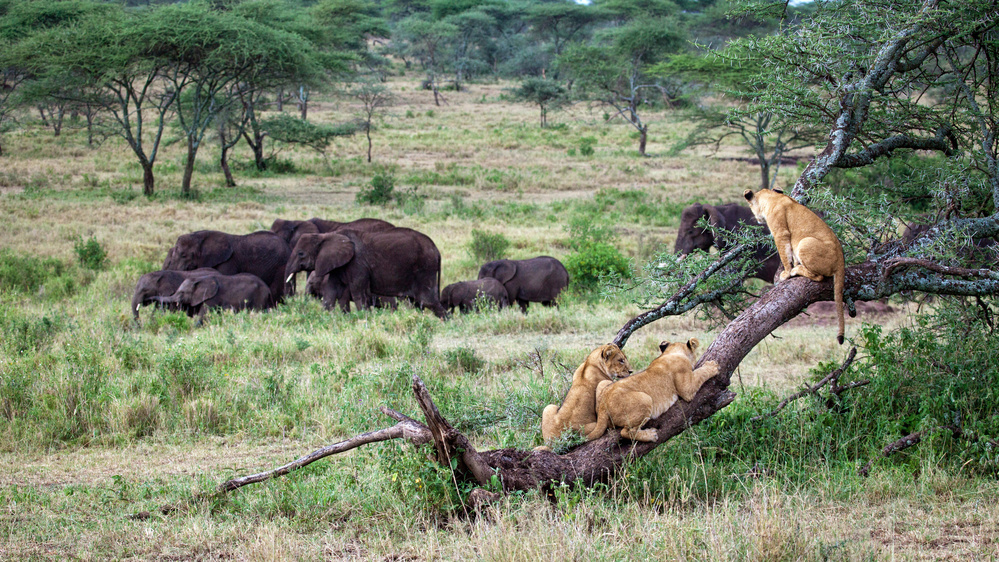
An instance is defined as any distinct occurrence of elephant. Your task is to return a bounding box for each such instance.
[441,278,510,313]
[477,256,569,313]
[153,272,273,324]
[286,228,445,318]
[163,230,290,302]
[271,217,395,294]
[305,270,398,311]
[673,202,780,283]
[131,268,219,321]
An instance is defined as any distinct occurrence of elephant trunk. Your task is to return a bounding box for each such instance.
[285,259,309,285]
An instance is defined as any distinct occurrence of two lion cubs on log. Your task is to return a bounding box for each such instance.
[541,341,719,444]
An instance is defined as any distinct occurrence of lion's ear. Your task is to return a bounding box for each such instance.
[743,189,754,201]
[659,341,669,353]
[601,344,618,360]
[686,338,700,351]
[773,188,784,194]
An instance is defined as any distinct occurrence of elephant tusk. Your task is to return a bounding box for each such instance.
[286,273,294,283]
[135,303,141,311]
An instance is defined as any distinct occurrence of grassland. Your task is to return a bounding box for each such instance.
[1,76,996,560]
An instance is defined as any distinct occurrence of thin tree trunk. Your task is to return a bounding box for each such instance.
[639,126,648,156]
[181,140,197,197]
[142,162,154,197]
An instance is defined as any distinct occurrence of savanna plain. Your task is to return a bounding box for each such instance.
[2,77,997,560]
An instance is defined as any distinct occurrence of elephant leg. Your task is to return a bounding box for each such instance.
[518,299,529,314]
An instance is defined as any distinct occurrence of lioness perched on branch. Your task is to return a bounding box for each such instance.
[541,344,633,443]
[585,339,719,442]
[744,188,847,344]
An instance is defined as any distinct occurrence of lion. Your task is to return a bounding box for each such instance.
[584,339,719,442]
[540,344,633,443]
[744,188,847,344]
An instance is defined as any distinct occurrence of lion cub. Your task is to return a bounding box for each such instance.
[584,339,719,442]
[541,344,633,443]
[744,188,847,344]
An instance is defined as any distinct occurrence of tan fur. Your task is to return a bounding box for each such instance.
[584,339,719,442]
[540,344,633,443]
[744,188,847,344]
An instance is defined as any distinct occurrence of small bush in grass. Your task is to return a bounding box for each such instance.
[579,136,596,156]
[442,347,485,376]
[356,173,395,205]
[563,215,631,291]
[0,250,66,294]
[468,229,510,262]
[73,236,107,270]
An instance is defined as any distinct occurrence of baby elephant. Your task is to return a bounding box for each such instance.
[440,278,510,313]
[154,272,273,323]
[131,268,219,322]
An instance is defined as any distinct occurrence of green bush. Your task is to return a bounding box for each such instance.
[356,173,396,206]
[564,240,632,290]
[468,229,510,262]
[579,136,596,157]
[0,250,67,294]
[73,236,107,271]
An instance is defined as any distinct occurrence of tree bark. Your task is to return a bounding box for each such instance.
[142,162,154,197]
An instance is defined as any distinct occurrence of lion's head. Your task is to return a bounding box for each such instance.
[658,338,700,364]
[592,343,632,381]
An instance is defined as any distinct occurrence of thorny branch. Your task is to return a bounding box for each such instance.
[750,347,863,421]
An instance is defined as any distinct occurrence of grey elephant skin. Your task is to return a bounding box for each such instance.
[441,278,510,313]
[305,270,398,311]
[477,256,569,313]
[271,217,395,252]
[163,230,290,302]
[271,217,395,294]
[286,229,446,318]
[154,272,273,323]
[131,267,219,321]
[674,202,780,283]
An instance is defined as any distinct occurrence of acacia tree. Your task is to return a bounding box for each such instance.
[349,79,394,163]
[558,17,686,155]
[509,77,568,128]
[16,9,179,196]
[397,14,457,106]
[664,53,826,190]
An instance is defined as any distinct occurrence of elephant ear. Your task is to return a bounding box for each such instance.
[315,234,354,278]
[191,278,219,306]
[290,221,320,249]
[491,261,517,284]
[705,205,724,229]
[199,234,234,268]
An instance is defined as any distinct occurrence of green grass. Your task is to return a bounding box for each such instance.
[0,77,995,560]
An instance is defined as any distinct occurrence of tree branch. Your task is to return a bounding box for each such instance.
[751,347,858,421]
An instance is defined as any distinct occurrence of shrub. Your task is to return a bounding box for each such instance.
[468,229,510,262]
[356,173,396,206]
[73,236,107,270]
[0,250,66,294]
[564,240,632,291]
[563,215,631,291]
[579,136,597,157]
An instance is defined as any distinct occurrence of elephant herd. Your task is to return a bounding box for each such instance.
[132,217,571,324]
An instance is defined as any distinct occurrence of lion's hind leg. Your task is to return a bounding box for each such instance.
[791,238,829,281]
[541,404,561,441]
[616,392,654,442]
[621,425,657,442]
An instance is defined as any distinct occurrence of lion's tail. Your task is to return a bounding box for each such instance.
[585,408,610,441]
[835,267,845,345]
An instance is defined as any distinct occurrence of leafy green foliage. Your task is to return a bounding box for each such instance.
[356,172,396,205]
[73,236,106,271]
[467,229,510,262]
[263,113,359,156]
[563,215,631,291]
[0,249,67,295]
